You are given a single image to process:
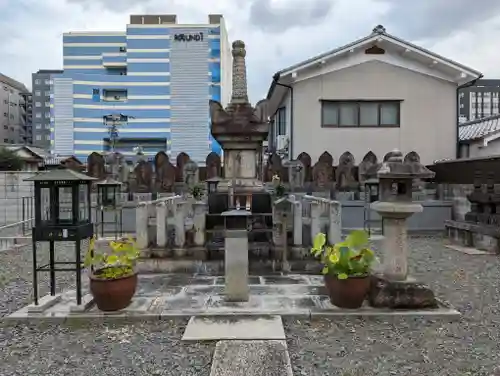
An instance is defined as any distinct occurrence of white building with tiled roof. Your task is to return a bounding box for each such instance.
[458,114,500,158]
[267,25,483,165]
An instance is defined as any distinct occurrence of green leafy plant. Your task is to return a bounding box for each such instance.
[311,230,378,279]
[189,183,205,200]
[84,236,140,280]
[272,174,286,197]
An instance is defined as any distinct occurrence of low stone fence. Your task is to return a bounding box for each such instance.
[106,196,452,256]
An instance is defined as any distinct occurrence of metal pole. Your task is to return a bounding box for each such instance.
[49,241,55,295]
[75,240,82,305]
[32,234,38,305]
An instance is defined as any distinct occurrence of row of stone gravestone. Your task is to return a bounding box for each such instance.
[85,149,422,193]
[266,150,422,191]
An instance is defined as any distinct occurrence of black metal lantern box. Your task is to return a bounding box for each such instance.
[97,177,122,209]
[24,168,96,305]
[25,168,96,241]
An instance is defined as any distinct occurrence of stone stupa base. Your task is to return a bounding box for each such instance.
[368,275,438,309]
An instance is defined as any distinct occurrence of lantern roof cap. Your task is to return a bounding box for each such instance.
[24,168,97,182]
[96,177,122,186]
[206,176,222,182]
[364,149,435,180]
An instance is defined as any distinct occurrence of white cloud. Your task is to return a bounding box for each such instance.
[0,0,499,101]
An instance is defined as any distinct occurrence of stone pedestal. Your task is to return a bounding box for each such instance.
[371,201,422,281]
[224,229,250,302]
[369,275,438,309]
[222,209,251,302]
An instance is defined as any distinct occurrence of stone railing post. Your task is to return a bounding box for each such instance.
[272,203,281,246]
[156,200,167,248]
[193,201,207,247]
[328,201,342,245]
[174,199,186,256]
[136,202,149,250]
[310,201,321,243]
[289,195,303,247]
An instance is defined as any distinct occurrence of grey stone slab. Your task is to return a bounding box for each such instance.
[183,285,224,296]
[250,284,326,296]
[445,244,494,255]
[166,274,193,286]
[163,295,209,311]
[136,284,182,297]
[68,294,94,313]
[214,276,261,285]
[206,295,263,312]
[209,340,293,376]
[261,296,315,311]
[27,294,62,313]
[191,276,218,285]
[263,275,309,284]
[182,315,285,341]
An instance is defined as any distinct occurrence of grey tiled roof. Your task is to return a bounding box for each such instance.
[459,114,500,141]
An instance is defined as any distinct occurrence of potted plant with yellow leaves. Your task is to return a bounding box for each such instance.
[84,236,140,311]
[311,230,378,309]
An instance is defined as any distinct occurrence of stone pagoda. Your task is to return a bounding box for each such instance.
[209,40,269,196]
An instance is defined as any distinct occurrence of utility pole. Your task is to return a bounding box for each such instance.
[102,113,133,153]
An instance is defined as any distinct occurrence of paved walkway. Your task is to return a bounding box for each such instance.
[4,273,459,322]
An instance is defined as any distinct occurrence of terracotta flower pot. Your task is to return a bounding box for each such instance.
[324,274,370,309]
[89,269,138,312]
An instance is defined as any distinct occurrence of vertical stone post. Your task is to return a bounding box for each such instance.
[272,203,283,246]
[289,195,303,247]
[174,199,186,256]
[193,201,207,247]
[310,201,321,242]
[328,201,342,245]
[156,200,167,248]
[136,202,149,250]
[222,210,251,302]
[380,217,409,281]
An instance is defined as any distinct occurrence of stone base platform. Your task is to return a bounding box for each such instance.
[3,274,460,324]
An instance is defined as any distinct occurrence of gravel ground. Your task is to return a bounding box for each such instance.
[0,243,214,376]
[1,237,499,376]
[285,236,500,376]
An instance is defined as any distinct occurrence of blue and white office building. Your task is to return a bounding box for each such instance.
[52,14,231,163]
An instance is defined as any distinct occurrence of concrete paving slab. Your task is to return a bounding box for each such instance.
[27,294,62,313]
[182,315,285,341]
[209,340,293,376]
[445,244,494,255]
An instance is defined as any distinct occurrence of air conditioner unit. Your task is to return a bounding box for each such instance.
[276,135,289,151]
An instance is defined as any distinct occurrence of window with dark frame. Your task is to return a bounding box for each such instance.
[276,107,286,136]
[321,100,401,127]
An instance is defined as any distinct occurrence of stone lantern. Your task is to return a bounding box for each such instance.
[364,150,438,309]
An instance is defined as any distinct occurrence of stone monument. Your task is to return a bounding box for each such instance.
[209,40,270,302]
[209,40,269,196]
[364,150,439,309]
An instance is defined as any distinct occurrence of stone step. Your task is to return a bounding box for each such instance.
[209,340,293,376]
[182,315,285,341]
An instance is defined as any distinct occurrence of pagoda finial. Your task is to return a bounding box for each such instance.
[231,40,249,104]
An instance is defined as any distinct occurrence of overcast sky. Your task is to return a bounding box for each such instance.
[1,0,500,101]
